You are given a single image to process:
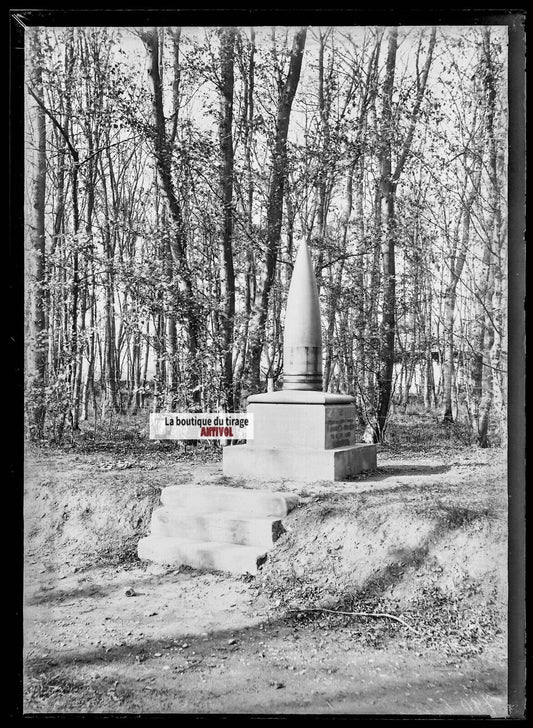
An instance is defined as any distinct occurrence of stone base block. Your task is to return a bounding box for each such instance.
[150,507,285,548]
[223,443,377,481]
[138,536,267,575]
[247,401,358,450]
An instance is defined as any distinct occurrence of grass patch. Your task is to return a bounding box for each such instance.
[429,503,496,530]
[385,411,475,450]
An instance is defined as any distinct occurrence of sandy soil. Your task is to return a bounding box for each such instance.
[23,444,508,716]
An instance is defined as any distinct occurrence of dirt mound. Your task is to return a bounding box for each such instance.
[255,467,506,655]
[260,496,506,603]
[24,452,162,569]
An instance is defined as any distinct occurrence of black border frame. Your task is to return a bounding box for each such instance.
[10,7,526,720]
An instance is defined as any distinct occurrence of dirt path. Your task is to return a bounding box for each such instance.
[23,447,508,715]
[24,561,506,715]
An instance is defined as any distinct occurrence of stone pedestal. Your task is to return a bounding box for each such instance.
[223,391,376,481]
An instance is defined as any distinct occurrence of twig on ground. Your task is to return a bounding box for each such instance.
[288,607,421,635]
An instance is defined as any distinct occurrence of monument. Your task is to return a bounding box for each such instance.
[223,239,377,481]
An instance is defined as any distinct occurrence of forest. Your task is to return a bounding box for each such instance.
[24,24,508,447]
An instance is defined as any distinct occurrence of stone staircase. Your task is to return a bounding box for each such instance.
[138,485,299,575]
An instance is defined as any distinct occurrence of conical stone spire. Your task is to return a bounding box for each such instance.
[283,240,323,391]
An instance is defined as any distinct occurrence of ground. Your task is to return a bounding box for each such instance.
[23,437,508,716]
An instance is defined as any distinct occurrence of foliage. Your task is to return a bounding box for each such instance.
[24,25,507,447]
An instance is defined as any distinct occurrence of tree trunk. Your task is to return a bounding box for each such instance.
[374,28,398,441]
[248,27,307,392]
[375,27,436,441]
[233,29,255,408]
[442,281,458,423]
[442,188,478,422]
[63,32,82,430]
[474,28,505,446]
[423,281,436,411]
[218,27,236,411]
[25,28,47,441]
[140,27,201,407]
[81,274,96,421]
[323,156,357,390]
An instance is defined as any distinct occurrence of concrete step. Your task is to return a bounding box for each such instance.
[150,507,285,547]
[160,485,298,517]
[137,535,267,575]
